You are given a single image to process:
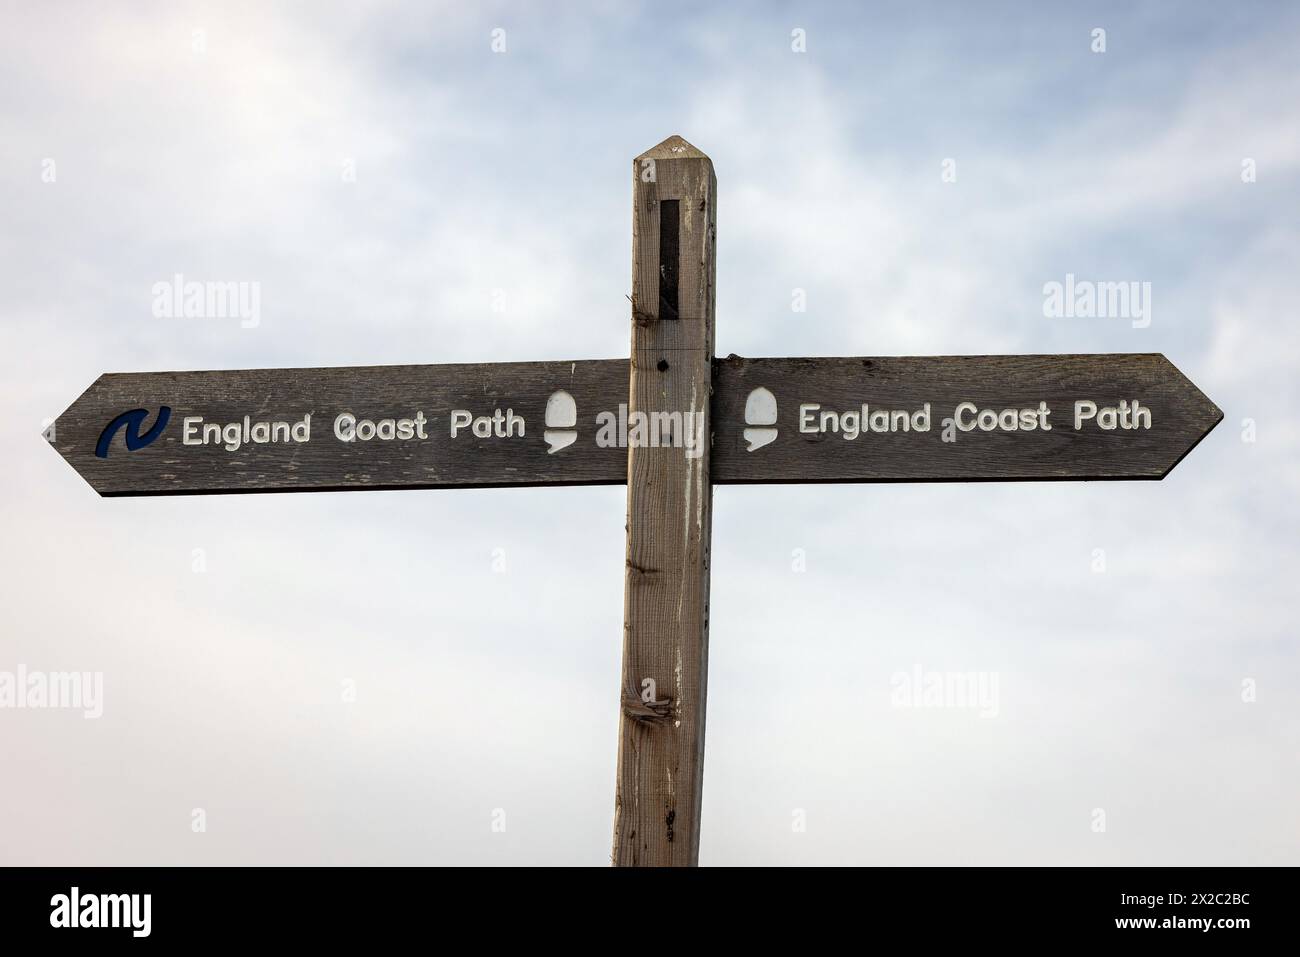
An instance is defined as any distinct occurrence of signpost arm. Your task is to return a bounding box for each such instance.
[613,136,717,866]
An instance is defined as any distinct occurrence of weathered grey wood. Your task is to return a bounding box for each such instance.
[613,135,716,866]
[49,353,1220,496]
[41,133,1229,873]
[711,353,1221,482]
[50,360,630,496]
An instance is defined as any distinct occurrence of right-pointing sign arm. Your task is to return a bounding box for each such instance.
[711,354,1222,483]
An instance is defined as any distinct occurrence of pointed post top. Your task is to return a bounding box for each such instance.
[636,134,710,163]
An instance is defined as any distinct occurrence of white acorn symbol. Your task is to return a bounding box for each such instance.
[743,387,778,452]
[544,390,577,453]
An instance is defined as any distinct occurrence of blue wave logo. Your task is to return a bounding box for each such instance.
[95,407,171,459]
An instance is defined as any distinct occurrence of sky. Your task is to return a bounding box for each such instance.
[1,0,1297,865]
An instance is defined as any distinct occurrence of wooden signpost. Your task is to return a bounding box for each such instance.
[48,136,1222,866]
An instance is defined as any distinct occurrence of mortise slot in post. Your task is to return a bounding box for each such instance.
[658,199,679,319]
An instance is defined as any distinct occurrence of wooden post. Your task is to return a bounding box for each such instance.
[613,136,717,866]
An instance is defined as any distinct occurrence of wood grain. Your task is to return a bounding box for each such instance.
[51,360,631,496]
[711,353,1222,482]
[613,136,716,866]
[50,353,1220,496]
[40,133,1227,877]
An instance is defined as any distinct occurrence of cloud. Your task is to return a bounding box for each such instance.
[1,1,1297,865]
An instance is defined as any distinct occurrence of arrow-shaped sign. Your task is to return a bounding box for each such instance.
[47,353,1220,496]
[49,359,630,496]
[40,135,1230,870]
[711,353,1222,482]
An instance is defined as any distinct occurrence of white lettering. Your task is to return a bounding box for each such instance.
[1074,399,1151,430]
[50,887,150,938]
[181,414,311,452]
